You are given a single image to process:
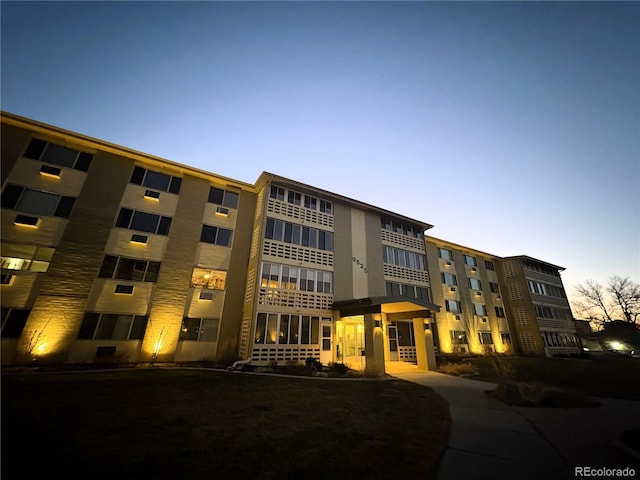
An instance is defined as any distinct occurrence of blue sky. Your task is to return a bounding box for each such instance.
[2,1,639,299]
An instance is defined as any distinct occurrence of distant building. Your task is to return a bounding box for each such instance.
[1,112,580,371]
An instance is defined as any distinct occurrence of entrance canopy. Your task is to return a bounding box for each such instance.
[332,296,441,318]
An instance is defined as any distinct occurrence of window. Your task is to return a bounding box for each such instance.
[383,246,425,270]
[473,304,487,316]
[180,318,219,341]
[254,313,324,346]
[23,138,93,171]
[1,308,30,338]
[495,306,506,318]
[1,244,55,272]
[2,184,76,218]
[287,191,301,206]
[269,185,285,201]
[450,330,467,345]
[40,164,62,178]
[489,282,500,293]
[445,300,462,313]
[208,187,239,209]
[304,195,317,210]
[438,248,453,261]
[14,215,39,227]
[258,263,331,294]
[484,260,495,270]
[1,273,15,285]
[528,280,566,299]
[200,225,233,247]
[464,255,477,266]
[380,216,422,238]
[478,332,493,345]
[265,218,333,251]
[78,313,148,340]
[319,200,332,214]
[116,208,172,236]
[469,278,482,291]
[98,255,160,282]
[441,272,457,286]
[501,333,512,345]
[130,166,181,194]
[191,268,226,289]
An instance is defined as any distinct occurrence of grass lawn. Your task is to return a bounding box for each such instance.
[469,356,640,400]
[2,369,450,480]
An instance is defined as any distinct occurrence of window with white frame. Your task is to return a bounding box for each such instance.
[445,300,462,313]
[77,313,148,340]
[438,248,453,261]
[23,138,93,171]
[208,187,239,209]
[190,268,226,289]
[469,278,482,290]
[2,184,75,218]
[254,313,325,345]
[441,272,457,286]
[464,255,477,266]
[1,243,55,272]
[473,304,487,316]
[98,255,160,282]
[116,208,172,235]
[130,166,182,194]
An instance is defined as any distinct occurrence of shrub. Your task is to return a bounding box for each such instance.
[439,362,476,376]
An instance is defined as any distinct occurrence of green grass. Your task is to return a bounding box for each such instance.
[470,356,640,400]
[2,369,450,480]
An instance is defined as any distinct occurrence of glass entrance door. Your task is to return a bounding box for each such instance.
[336,319,365,370]
[388,324,399,361]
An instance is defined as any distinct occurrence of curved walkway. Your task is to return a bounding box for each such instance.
[387,363,640,480]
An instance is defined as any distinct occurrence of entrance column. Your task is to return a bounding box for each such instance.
[413,318,437,371]
[364,313,385,376]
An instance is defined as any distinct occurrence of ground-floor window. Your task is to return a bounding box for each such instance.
[254,313,331,345]
[180,317,219,342]
[78,313,148,340]
[1,308,30,338]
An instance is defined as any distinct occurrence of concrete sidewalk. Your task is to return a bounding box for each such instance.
[387,363,640,480]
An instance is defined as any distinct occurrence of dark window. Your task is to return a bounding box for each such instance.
[53,196,75,218]
[208,187,224,204]
[1,185,24,209]
[75,152,93,172]
[130,211,159,234]
[180,317,200,341]
[95,314,117,339]
[201,225,218,243]
[42,144,77,167]
[143,170,171,191]
[216,228,232,247]
[130,166,145,185]
[98,255,119,278]
[145,262,161,282]
[168,177,182,194]
[116,258,146,281]
[129,315,148,339]
[223,191,238,208]
[485,260,495,271]
[1,309,30,338]
[116,208,133,228]
[78,313,100,339]
[24,139,47,160]
[157,216,172,236]
[131,234,148,244]
[144,189,160,199]
[495,307,506,318]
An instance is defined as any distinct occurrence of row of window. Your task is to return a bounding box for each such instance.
[523,261,560,277]
[2,184,75,219]
[385,282,430,302]
[380,217,423,239]
[450,330,511,345]
[254,313,328,345]
[260,263,332,294]
[445,300,504,318]
[440,273,500,293]
[116,208,172,236]
[437,248,495,270]
[98,255,161,283]
[130,166,182,194]
[528,280,566,299]
[382,246,426,271]
[269,185,332,214]
[24,139,93,172]
[535,305,573,321]
[1,243,55,272]
[541,331,578,348]
[265,218,334,251]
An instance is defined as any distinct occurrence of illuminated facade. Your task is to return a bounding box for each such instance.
[0,113,579,370]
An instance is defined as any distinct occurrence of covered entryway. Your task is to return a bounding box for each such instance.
[333,296,440,376]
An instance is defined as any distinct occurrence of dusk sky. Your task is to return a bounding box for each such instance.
[2,1,638,302]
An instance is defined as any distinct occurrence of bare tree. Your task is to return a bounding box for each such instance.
[573,276,640,328]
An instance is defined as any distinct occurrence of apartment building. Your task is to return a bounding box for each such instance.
[497,256,580,356]
[425,237,513,356]
[0,112,579,372]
